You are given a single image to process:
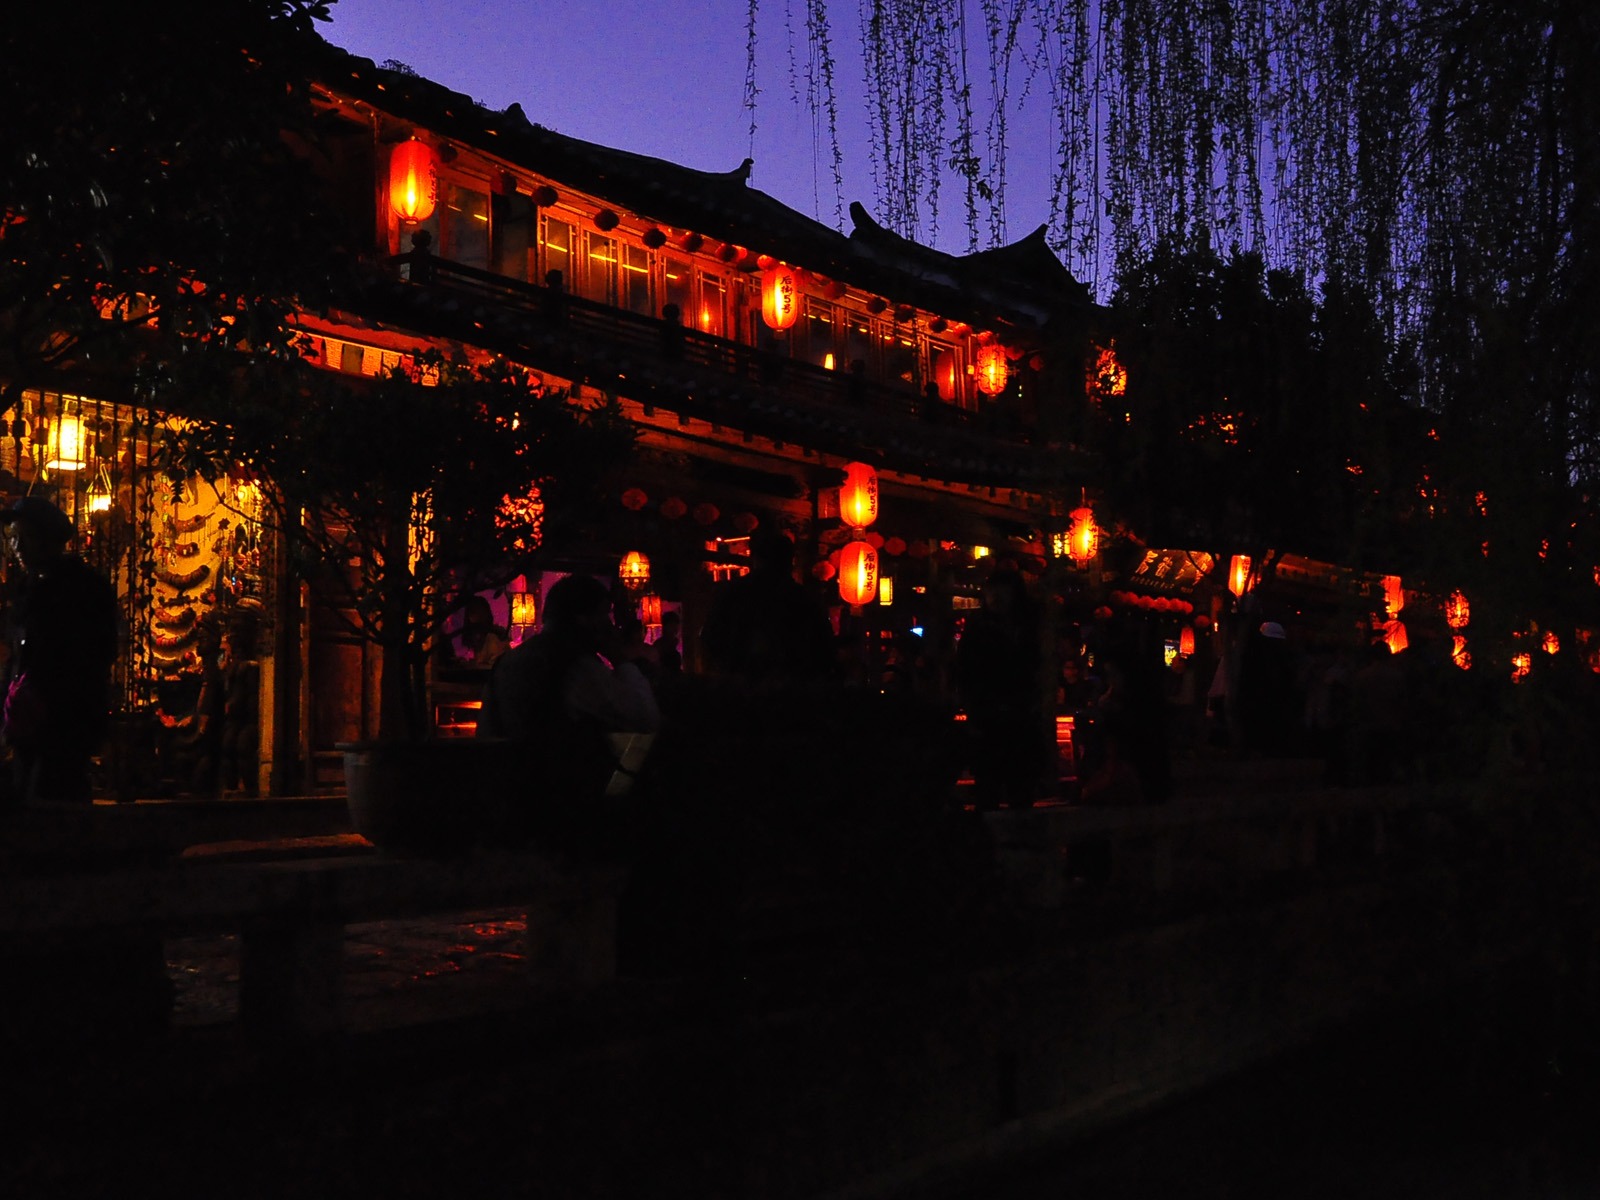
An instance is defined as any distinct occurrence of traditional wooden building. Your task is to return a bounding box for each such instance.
[8,43,1115,797]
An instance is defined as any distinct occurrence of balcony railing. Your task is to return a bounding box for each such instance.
[365,249,1060,486]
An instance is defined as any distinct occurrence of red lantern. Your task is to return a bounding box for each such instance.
[975,343,1008,396]
[1445,590,1470,630]
[640,594,663,625]
[1179,626,1196,657]
[883,536,907,557]
[1381,574,1404,619]
[761,265,801,331]
[660,497,687,520]
[390,140,439,223]
[619,487,649,511]
[1228,554,1252,598]
[732,511,759,533]
[1066,505,1098,568]
[839,541,878,606]
[692,502,720,526]
[839,462,879,529]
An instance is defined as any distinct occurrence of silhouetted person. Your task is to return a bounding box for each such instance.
[1,496,118,805]
[700,532,835,691]
[479,574,659,844]
[956,570,1045,809]
[458,594,509,668]
[651,610,682,677]
[1238,620,1298,754]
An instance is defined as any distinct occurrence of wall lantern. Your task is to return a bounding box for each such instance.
[389,139,439,223]
[1179,626,1196,658]
[839,461,879,529]
[1066,505,1098,569]
[1444,589,1470,630]
[975,343,1008,396]
[618,550,651,591]
[761,265,800,331]
[1227,554,1252,598]
[839,540,878,606]
[878,575,895,606]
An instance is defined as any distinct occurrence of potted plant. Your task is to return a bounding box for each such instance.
[164,349,633,848]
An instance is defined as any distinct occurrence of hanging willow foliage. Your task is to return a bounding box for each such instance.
[750,0,1596,443]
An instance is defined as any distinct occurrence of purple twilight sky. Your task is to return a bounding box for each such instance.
[323,0,1058,255]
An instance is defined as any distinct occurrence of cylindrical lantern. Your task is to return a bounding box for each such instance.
[618,550,651,591]
[640,594,663,626]
[839,462,878,529]
[509,591,538,628]
[975,343,1008,396]
[389,139,439,223]
[1067,505,1098,568]
[1228,554,1252,598]
[761,265,800,331]
[878,575,894,606]
[46,413,85,471]
[839,541,878,606]
[932,349,958,402]
[1445,590,1470,629]
[1179,626,1196,657]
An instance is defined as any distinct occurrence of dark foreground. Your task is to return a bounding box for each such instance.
[929,984,1600,1200]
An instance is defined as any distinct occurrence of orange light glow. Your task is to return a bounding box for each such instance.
[839,541,878,606]
[1452,636,1471,670]
[1066,505,1098,568]
[1511,652,1531,682]
[975,343,1008,396]
[932,349,958,402]
[618,550,651,591]
[1384,620,1409,654]
[1543,631,1560,655]
[1228,554,1252,598]
[389,139,439,222]
[1094,345,1128,396]
[1381,575,1404,620]
[839,462,879,529]
[1179,626,1196,657]
[1445,590,1470,630]
[761,265,800,331]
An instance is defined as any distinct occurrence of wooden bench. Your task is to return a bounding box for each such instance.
[0,844,627,1037]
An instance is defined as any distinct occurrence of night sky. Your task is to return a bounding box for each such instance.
[324,0,1057,253]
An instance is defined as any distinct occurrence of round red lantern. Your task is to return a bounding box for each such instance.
[761,264,800,331]
[839,462,879,529]
[883,536,907,557]
[618,550,651,591]
[389,140,439,223]
[732,511,759,533]
[692,502,720,526]
[838,541,878,606]
[660,497,687,520]
[619,487,648,511]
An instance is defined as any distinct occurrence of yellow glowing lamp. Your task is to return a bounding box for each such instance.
[839,462,879,529]
[1228,554,1252,598]
[509,591,538,628]
[618,550,651,591]
[1067,505,1098,568]
[87,464,113,513]
[878,575,894,606]
[390,139,439,223]
[975,343,1008,396]
[761,265,800,331]
[839,541,878,606]
[46,413,85,471]
[1445,589,1470,630]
